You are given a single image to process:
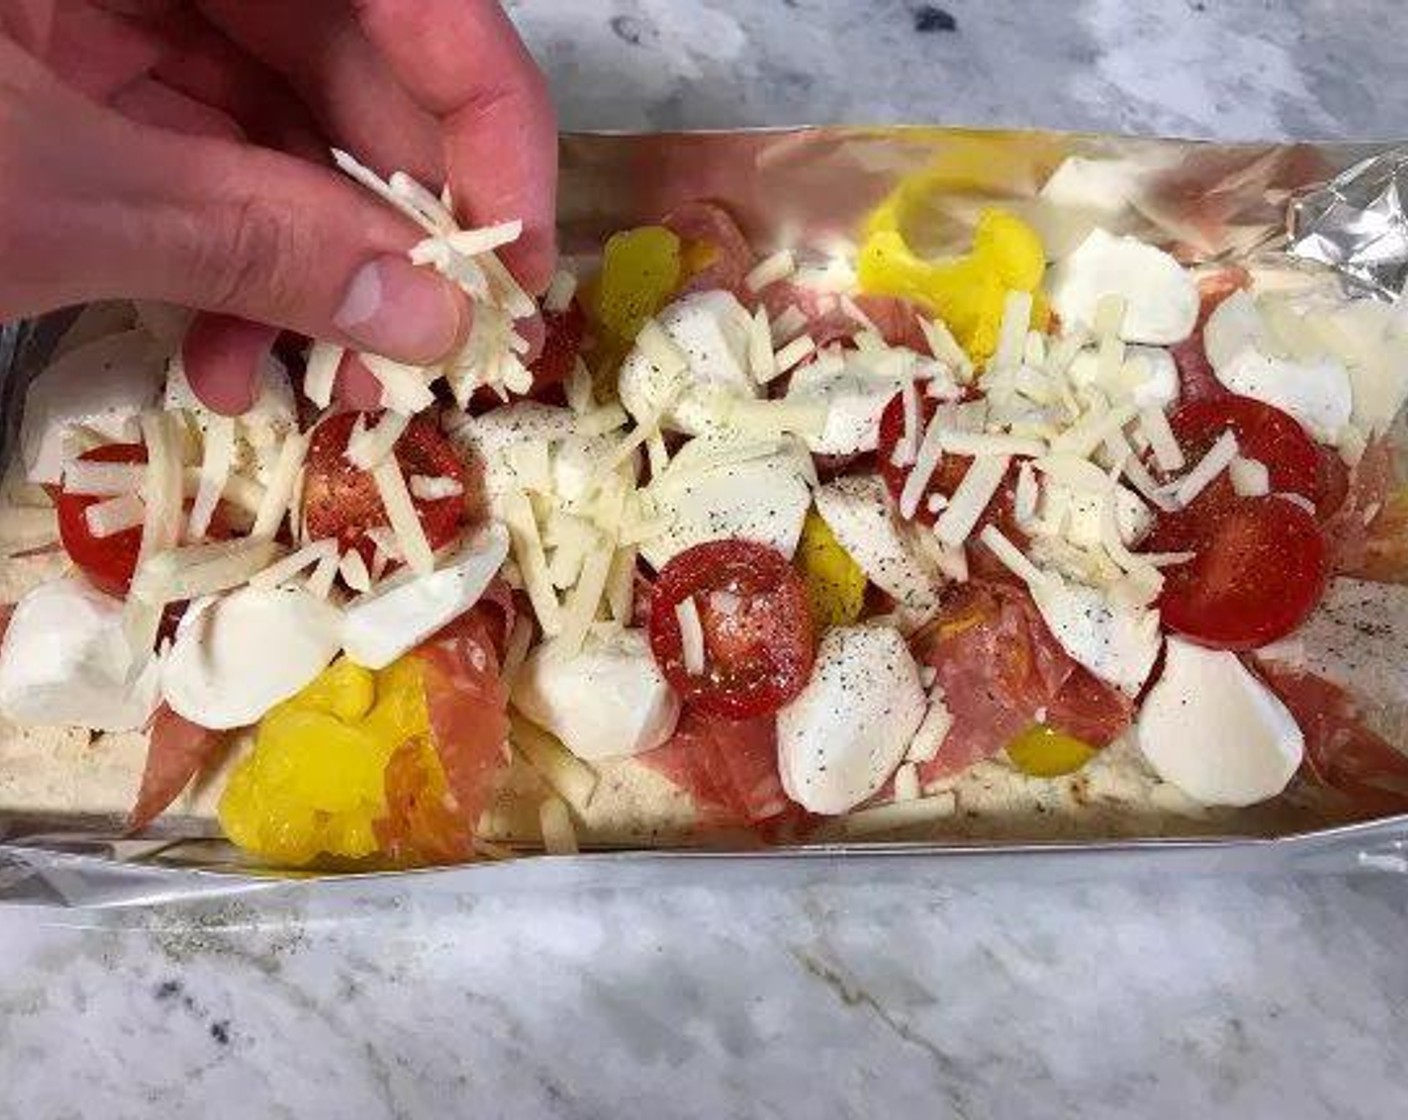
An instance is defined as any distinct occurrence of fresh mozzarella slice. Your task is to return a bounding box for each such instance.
[640,438,811,570]
[777,625,927,815]
[512,628,681,761]
[1028,577,1162,697]
[1258,578,1408,739]
[1067,344,1179,410]
[1136,636,1303,806]
[1204,290,1353,442]
[784,347,909,455]
[162,585,342,729]
[814,474,940,614]
[1048,229,1198,345]
[341,522,510,670]
[0,578,160,731]
[617,291,758,435]
[21,330,163,484]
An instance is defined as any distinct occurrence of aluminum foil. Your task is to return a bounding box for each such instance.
[3,125,1408,907]
[1291,146,1408,299]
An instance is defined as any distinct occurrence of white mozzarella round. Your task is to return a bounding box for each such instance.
[1029,578,1162,698]
[618,291,758,435]
[1135,637,1303,806]
[1048,229,1199,345]
[448,402,582,514]
[513,628,680,761]
[162,585,343,729]
[21,330,163,485]
[1204,290,1353,442]
[778,625,927,815]
[0,577,160,731]
[813,474,940,614]
[784,348,908,456]
[640,440,811,570]
[342,522,510,670]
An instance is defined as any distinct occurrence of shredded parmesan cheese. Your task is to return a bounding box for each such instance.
[408,474,465,501]
[85,493,145,539]
[346,410,409,470]
[990,291,1033,373]
[935,455,1011,549]
[940,432,1047,458]
[1172,429,1239,509]
[130,536,280,604]
[748,306,778,384]
[252,432,309,539]
[1229,456,1270,498]
[978,524,1049,588]
[338,548,372,592]
[304,342,343,409]
[773,334,816,375]
[371,456,434,576]
[745,249,796,292]
[900,407,948,519]
[251,539,339,589]
[675,597,706,676]
[1138,407,1184,472]
[61,460,145,496]
[544,269,578,313]
[359,354,436,415]
[504,489,560,635]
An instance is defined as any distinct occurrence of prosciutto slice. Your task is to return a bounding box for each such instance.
[910,581,1133,782]
[127,704,225,833]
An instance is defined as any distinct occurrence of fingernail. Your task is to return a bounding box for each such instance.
[334,255,465,364]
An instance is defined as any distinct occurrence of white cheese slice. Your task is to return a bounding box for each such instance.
[1204,290,1353,442]
[640,440,810,570]
[1028,577,1162,698]
[162,585,342,730]
[1048,229,1199,345]
[21,330,163,484]
[814,475,940,614]
[782,347,909,456]
[1136,637,1303,806]
[0,577,160,732]
[512,628,681,762]
[341,522,510,670]
[617,291,758,435]
[777,626,927,815]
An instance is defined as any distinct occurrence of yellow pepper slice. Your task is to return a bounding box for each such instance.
[218,655,436,867]
[586,225,682,352]
[795,509,867,629]
[858,207,1047,364]
[1005,724,1097,778]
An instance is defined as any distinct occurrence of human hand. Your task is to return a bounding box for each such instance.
[0,0,557,411]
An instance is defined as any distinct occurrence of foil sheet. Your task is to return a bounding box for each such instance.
[3,125,1408,907]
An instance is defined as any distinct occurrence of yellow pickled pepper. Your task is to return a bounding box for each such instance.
[795,510,867,629]
[218,655,443,867]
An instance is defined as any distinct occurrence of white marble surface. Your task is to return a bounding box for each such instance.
[5,2,1408,1117]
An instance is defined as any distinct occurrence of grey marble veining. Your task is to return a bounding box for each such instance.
[2,875,1406,1119]
[5,2,1408,1118]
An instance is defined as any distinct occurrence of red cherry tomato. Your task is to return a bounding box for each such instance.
[648,539,815,720]
[1147,495,1328,650]
[1167,395,1324,512]
[302,411,470,564]
[55,443,147,597]
[531,299,587,390]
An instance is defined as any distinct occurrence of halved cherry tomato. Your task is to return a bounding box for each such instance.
[55,443,147,597]
[648,539,815,720]
[1147,495,1327,650]
[302,411,471,564]
[531,299,587,390]
[1167,395,1324,512]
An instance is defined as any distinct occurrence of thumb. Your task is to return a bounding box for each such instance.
[1,46,468,365]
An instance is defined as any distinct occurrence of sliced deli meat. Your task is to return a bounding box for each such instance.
[1136,636,1303,806]
[128,704,226,832]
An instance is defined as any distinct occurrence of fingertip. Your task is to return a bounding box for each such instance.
[181,312,279,416]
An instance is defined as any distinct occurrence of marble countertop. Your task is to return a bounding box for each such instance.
[5,2,1408,1117]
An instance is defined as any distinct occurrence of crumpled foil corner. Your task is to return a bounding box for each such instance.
[1290,146,1408,300]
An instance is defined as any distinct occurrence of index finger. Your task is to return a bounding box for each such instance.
[353,0,557,294]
